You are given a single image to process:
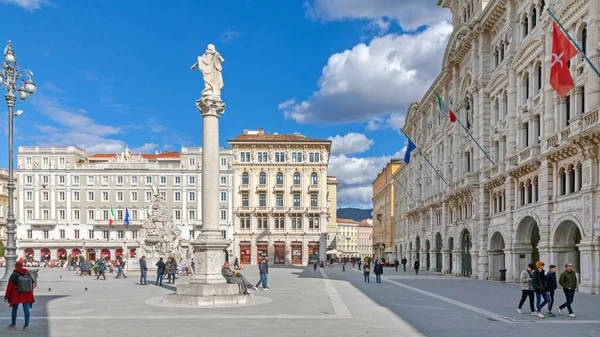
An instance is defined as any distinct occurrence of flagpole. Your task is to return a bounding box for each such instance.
[547,9,600,78]
[403,133,448,185]
[396,178,418,204]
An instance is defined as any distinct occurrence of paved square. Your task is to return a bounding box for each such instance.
[1,265,599,336]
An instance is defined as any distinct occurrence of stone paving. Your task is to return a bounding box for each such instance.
[0,264,598,337]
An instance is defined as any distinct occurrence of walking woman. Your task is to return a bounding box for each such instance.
[363,262,371,283]
[4,261,35,331]
[517,263,536,315]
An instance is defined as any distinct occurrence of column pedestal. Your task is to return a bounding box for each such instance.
[164,97,250,306]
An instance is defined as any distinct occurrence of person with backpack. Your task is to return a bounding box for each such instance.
[155,257,166,286]
[95,258,107,280]
[4,261,35,331]
[363,262,371,283]
[115,256,127,279]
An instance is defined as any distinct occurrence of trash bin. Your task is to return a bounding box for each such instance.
[499,268,507,282]
[29,269,39,289]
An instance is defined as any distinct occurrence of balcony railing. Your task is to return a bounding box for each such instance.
[290,206,304,213]
[308,184,319,192]
[239,184,250,191]
[291,184,302,192]
[307,206,324,213]
[484,163,505,179]
[255,206,269,213]
[236,206,253,213]
[545,126,571,150]
[256,184,267,191]
[271,206,287,213]
[273,184,284,192]
[25,219,58,226]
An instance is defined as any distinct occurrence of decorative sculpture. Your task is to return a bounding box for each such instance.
[138,189,182,258]
[190,44,225,99]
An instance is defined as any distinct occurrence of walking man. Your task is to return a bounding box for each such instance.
[532,261,548,319]
[115,255,127,279]
[374,261,384,283]
[557,263,577,318]
[517,263,535,315]
[95,258,107,280]
[401,257,407,272]
[4,261,35,331]
[545,264,558,316]
[394,259,399,272]
[414,259,420,275]
[139,255,148,285]
[256,257,269,290]
[155,257,166,286]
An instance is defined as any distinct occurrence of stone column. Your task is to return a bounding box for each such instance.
[507,69,518,155]
[189,97,228,284]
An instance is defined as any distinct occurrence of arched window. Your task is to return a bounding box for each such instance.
[293,172,301,185]
[582,25,587,54]
[500,42,505,61]
[310,172,318,185]
[541,0,545,12]
[536,63,542,93]
[534,176,539,202]
[242,172,249,185]
[494,98,499,123]
[499,192,504,212]
[527,179,533,204]
[259,172,267,185]
[531,7,537,29]
[520,182,526,206]
[276,172,284,185]
[522,72,530,103]
[577,163,583,191]
[559,167,567,195]
[569,164,576,193]
[523,16,529,38]
[493,193,498,213]
[494,47,499,67]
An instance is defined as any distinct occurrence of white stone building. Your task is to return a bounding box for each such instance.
[394,0,600,294]
[15,146,234,262]
[358,220,373,259]
[229,129,332,266]
[336,218,359,257]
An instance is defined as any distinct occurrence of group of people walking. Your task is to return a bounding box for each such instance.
[517,261,578,318]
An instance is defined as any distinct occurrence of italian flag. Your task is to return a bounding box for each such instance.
[434,90,456,122]
[109,206,115,225]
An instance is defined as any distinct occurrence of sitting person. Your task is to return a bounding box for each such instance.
[221,262,257,295]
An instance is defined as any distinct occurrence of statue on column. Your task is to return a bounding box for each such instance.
[191,44,225,99]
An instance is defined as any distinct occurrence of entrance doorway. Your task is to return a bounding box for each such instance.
[415,236,421,264]
[425,240,431,271]
[461,230,472,277]
[274,244,285,264]
[553,220,582,277]
[448,237,454,273]
[435,233,443,272]
[489,232,506,280]
[257,243,268,263]
[291,244,302,265]
[517,216,540,271]
[86,249,96,261]
[240,245,251,264]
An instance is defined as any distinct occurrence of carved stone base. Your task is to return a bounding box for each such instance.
[189,234,229,284]
[162,283,251,306]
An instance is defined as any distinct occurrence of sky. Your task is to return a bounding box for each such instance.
[0,0,452,208]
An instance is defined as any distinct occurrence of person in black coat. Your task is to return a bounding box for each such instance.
[545,265,558,316]
[414,259,420,275]
[374,261,384,283]
[531,261,548,317]
[155,257,166,286]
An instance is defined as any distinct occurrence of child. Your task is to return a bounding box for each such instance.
[545,264,558,316]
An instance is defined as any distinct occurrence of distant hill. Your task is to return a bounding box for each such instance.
[337,208,372,222]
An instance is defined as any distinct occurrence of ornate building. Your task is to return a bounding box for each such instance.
[229,129,332,266]
[372,159,401,261]
[358,220,374,259]
[326,176,339,257]
[336,218,359,257]
[15,146,234,262]
[395,0,600,294]
[0,168,10,250]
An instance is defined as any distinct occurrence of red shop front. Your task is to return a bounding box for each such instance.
[308,242,320,264]
[256,243,268,263]
[274,243,285,264]
[240,243,251,265]
[291,243,303,265]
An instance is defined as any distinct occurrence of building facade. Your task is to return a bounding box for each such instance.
[229,129,331,266]
[326,176,339,256]
[358,220,374,259]
[395,0,600,294]
[15,146,234,262]
[336,218,359,257]
[0,168,9,249]
[372,159,401,261]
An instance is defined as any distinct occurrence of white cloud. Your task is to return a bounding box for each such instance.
[131,143,158,154]
[365,113,405,131]
[337,186,373,208]
[0,0,52,11]
[327,132,374,155]
[278,99,296,110]
[220,29,241,42]
[305,0,451,31]
[42,82,64,94]
[280,22,452,125]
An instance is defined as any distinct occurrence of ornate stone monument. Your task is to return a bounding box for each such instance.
[163,44,248,305]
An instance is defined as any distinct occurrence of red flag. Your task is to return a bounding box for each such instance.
[42,184,46,189]
[449,110,457,123]
[550,21,578,97]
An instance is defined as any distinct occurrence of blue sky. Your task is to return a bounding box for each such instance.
[0,0,451,208]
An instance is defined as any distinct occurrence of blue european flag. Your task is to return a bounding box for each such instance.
[124,207,130,225]
[404,139,416,164]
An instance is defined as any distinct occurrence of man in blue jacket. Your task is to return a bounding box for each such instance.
[256,257,269,290]
[545,264,558,316]
[139,255,148,285]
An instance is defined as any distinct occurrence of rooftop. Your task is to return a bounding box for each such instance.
[358,221,372,227]
[228,129,330,143]
[337,218,359,224]
[89,152,180,160]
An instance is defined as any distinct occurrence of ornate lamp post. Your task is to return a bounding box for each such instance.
[0,41,36,285]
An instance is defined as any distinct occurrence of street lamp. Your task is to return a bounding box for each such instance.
[0,40,36,286]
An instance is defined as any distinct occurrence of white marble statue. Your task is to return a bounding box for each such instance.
[190,44,224,98]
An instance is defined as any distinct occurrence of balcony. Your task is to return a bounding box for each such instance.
[271,206,287,214]
[582,110,600,132]
[508,145,540,168]
[256,184,267,192]
[484,163,505,179]
[239,184,250,192]
[289,206,304,213]
[307,206,324,214]
[291,184,302,192]
[545,126,571,151]
[308,184,319,192]
[448,173,478,192]
[255,206,269,213]
[273,184,284,192]
[25,219,58,227]
[236,206,253,214]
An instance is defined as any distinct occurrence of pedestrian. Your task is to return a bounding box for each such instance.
[374,261,383,283]
[545,264,557,317]
[3,261,34,331]
[167,257,178,284]
[221,262,256,295]
[95,258,107,280]
[414,259,420,275]
[401,257,407,272]
[363,262,371,283]
[357,260,362,271]
[256,257,269,290]
[155,257,166,286]
[532,261,548,319]
[517,263,536,315]
[190,258,195,274]
[342,261,346,272]
[233,257,239,270]
[139,255,148,285]
[557,262,577,318]
[115,255,127,279]
[313,262,318,272]
[394,259,399,272]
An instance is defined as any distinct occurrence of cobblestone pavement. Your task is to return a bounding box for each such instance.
[0,264,598,336]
